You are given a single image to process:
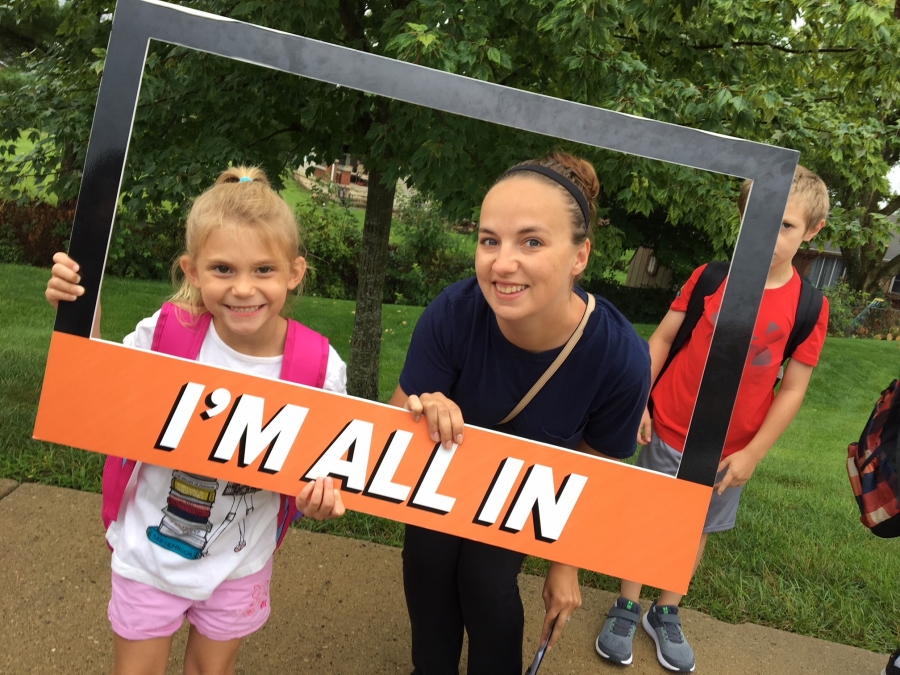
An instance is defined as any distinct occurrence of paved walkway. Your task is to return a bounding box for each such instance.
[0,479,887,674]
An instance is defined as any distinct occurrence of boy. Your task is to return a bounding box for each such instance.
[595,165,830,673]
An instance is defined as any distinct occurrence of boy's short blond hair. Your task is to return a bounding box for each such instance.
[737,165,829,232]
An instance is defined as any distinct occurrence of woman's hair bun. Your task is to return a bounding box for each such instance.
[545,150,600,203]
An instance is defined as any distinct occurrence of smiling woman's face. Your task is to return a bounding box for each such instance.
[476,176,589,330]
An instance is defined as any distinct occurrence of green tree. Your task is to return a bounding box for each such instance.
[0,0,66,63]
[793,1,900,294]
[6,0,899,397]
[539,0,900,292]
[4,0,718,398]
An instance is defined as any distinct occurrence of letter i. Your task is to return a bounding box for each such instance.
[155,382,206,450]
[473,457,525,525]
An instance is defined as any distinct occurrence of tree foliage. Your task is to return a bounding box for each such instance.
[2,0,899,395]
[0,0,66,63]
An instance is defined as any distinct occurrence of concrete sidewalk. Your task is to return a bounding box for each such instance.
[0,479,887,675]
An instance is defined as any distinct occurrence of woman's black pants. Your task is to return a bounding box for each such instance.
[402,524,527,675]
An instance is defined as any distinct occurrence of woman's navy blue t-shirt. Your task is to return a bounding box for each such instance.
[398,277,650,458]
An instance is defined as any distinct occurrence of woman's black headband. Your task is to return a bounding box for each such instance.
[500,164,590,228]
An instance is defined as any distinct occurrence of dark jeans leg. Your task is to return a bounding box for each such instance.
[458,539,527,675]
[402,525,464,675]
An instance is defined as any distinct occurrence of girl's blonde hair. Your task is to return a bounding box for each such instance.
[170,165,302,315]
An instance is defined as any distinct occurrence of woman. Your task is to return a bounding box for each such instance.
[389,151,651,674]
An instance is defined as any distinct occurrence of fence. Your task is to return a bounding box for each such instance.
[838,300,900,339]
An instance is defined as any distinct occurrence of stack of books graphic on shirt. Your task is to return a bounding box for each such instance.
[147,471,218,560]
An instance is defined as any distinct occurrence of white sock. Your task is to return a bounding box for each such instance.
[894,653,900,667]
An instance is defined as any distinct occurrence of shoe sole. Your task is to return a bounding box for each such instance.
[595,635,633,666]
[641,612,695,673]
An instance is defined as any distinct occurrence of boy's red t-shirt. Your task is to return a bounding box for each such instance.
[651,264,829,458]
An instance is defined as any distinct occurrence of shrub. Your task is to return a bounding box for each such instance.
[297,191,362,300]
[298,195,474,305]
[0,218,25,264]
[0,67,28,97]
[105,208,184,280]
[384,199,474,306]
[0,195,188,280]
[821,281,900,339]
[0,198,73,266]
[581,274,674,324]
[822,281,870,336]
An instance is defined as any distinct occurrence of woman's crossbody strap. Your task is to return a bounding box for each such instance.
[499,293,596,425]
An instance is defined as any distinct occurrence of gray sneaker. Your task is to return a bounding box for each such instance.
[595,597,642,665]
[642,602,695,672]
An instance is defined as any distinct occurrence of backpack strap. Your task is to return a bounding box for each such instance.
[280,319,330,388]
[150,302,211,360]
[277,319,330,540]
[101,455,137,533]
[783,278,823,362]
[105,308,330,547]
[655,261,728,388]
[102,303,212,538]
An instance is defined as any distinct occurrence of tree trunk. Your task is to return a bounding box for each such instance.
[842,241,895,295]
[347,167,396,400]
[841,246,865,291]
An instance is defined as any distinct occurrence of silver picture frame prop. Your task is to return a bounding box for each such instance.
[38,0,799,589]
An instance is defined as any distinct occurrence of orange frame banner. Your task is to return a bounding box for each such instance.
[35,332,710,592]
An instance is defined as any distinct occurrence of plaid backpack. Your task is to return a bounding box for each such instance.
[847,379,900,538]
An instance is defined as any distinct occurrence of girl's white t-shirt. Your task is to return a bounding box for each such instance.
[106,309,347,600]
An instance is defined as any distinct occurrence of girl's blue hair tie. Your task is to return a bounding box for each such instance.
[239,176,253,183]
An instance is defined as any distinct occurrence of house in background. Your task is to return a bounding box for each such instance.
[792,244,847,289]
[294,155,416,210]
[627,214,900,297]
[308,153,368,188]
[624,247,674,289]
[794,213,900,294]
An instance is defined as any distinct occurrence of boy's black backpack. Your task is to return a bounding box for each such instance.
[847,380,900,538]
[655,261,824,386]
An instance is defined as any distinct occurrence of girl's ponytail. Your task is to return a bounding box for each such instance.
[217,165,271,186]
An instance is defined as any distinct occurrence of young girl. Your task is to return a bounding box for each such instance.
[390,151,650,674]
[46,166,347,675]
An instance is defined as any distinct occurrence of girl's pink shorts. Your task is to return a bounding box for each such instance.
[108,556,273,642]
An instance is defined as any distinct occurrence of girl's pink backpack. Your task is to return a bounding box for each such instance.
[101,302,330,549]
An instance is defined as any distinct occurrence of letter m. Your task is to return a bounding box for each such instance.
[210,395,309,473]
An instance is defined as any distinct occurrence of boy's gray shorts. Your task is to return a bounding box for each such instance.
[636,432,743,533]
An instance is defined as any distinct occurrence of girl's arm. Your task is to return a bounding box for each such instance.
[45,251,101,338]
[389,385,464,449]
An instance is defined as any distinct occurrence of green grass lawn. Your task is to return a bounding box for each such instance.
[2,262,899,652]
